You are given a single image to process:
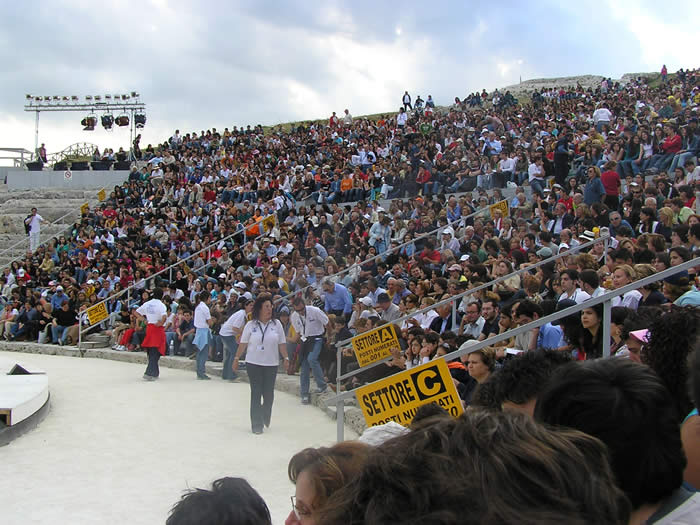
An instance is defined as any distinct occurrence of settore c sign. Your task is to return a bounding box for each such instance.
[352,324,400,367]
[355,359,464,427]
[86,302,109,326]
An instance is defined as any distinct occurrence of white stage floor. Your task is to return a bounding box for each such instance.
[0,351,351,525]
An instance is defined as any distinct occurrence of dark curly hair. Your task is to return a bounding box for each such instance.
[642,306,700,421]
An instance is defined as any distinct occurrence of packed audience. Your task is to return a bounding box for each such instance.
[2,66,700,522]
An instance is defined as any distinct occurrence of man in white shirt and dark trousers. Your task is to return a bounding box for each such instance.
[24,207,48,253]
[135,287,167,381]
[290,296,329,405]
[193,290,213,380]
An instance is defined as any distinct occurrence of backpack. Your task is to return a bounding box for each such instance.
[24,215,32,236]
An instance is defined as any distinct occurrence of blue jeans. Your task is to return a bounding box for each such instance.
[165,331,178,355]
[51,324,69,344]
[530,178,545,197]
[476,173,491,189]
[300,337,326,397]
[670,151,696,173]
[220,335,239,380]
[194,329,210,377]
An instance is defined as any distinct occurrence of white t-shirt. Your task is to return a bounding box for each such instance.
[290,305,328,339]
[528,163,544,182]
[193,301,211,328]
[612,290,642,310]
[559,288,591,305]
[220,309,247,337]
[26,214,43,234]
[240,319,286,367]
[136,299,167,324]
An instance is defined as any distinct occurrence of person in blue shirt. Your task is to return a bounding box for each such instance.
[321,279,352,319]
[583,166,606,206]
[50,286,69,311]
[515,300,563,351]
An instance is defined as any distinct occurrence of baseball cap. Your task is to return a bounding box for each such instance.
[536,247,553,258]
[218,273,227,279]
[56,285,64,291]
[664,270,689,286]
[551,299,577,326]
[629,329,650,343]
[234,282,246,289]
[460,255,470,262]
[359,296,373,306]
[449,264,462,272]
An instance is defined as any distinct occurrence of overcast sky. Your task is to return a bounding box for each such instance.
[1,0,698,160]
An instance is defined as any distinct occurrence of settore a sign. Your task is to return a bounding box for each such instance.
[355,359,464,427]
[351,324,400,367]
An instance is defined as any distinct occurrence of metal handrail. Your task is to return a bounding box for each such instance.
[331,256,700,440]
[275,203,488,304]
[77,212,277,344]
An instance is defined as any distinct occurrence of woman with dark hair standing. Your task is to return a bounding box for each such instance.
[233,294,289,434]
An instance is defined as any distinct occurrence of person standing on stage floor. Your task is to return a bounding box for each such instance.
[24,207,48,254]
[193,290,213,380]
[136,287,167,381]
[233,294,289,435]
[219,297,253,382]
[290,296,329,405]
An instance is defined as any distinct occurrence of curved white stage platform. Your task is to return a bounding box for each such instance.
[0,358,49,446]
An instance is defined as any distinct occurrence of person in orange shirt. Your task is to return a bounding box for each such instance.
[340,172,353,201]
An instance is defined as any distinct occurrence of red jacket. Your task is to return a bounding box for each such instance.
[661,134,682,154]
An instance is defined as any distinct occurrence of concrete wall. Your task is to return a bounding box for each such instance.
[5,169,130,190]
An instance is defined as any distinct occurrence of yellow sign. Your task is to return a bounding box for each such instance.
[355,359,464,427]
[80,202,89,215]
[262,215,276,234]
[86,302,109,326]
[489,199,509,219]
[97,188,106,202]
[352,324,400,367]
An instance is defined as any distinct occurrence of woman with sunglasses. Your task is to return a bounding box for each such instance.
[285,441,370,525]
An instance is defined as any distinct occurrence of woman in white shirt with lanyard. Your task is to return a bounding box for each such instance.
[234,294,289,435]
[193,290,213,380]
[219,297,253,381]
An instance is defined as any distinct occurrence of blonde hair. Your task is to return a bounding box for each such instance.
[615,264,636,281]
[658,207,674,227]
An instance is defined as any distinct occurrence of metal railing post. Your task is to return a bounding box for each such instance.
[602,299,611,358]
[452,299,457,326]
[336,344,344,442]
[603,234,609,268]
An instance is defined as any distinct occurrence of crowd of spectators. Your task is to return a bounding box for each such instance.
[2,65,700,522]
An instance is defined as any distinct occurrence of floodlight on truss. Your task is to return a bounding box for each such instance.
[81,114,97,131]
[134,113,146,128]
[101,113,114,130]
[115,114,129,127]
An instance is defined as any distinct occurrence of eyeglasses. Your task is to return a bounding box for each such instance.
[291,496,311,520]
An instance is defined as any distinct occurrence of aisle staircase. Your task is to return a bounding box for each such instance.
[0,184,100,267]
